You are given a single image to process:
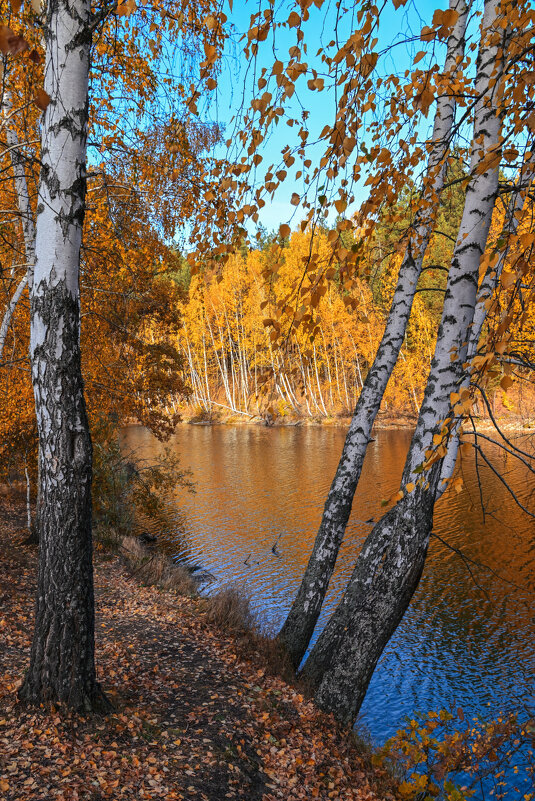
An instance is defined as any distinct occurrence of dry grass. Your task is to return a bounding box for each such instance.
[204,585,256,633]
[240,630,296,682]
[120,535,197,595]
[203,585,295,681]
[120,538,296,682]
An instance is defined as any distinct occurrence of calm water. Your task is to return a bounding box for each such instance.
[122,424,535,757]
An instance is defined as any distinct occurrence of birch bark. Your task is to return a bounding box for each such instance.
[19,0,106,709]
[278,0,469,667]
[437,154,535,495]
[299,0,507,725]
[0,109,37,362]
[0,274,28,362]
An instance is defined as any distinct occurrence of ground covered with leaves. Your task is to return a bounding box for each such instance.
[0,498,393,801]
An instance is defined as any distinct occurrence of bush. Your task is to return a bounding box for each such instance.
[91,417,194,546]
[205,585,256,634]
[372,708,535,801]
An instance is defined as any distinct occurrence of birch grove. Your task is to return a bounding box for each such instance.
[1,0,534,726]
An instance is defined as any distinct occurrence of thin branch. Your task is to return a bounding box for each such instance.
[472,442,535,520]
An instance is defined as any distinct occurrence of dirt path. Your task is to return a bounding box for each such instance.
[0,498,391,801]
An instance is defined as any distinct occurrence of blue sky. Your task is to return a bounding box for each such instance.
[203,0,459,232]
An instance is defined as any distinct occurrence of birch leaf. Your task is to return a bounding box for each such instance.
[34,88,51,111]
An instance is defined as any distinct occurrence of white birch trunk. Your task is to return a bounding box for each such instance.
[0,107,37,361]
[0,274,28,362]
[278,0,469,666]
[301,0,506,724]
[437,155,535,493]
[20,0,106,710]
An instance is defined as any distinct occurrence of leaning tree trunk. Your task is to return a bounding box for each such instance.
[278,0,469,668]
[437,153,535,495]
[19,0,105,710]
[0,273,28,362]
[2,99,42,544]
[299,0,506,726]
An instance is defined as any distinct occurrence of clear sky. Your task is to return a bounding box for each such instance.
[203,0,457,233]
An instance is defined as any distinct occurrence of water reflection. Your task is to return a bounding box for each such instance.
[121,424,535,748]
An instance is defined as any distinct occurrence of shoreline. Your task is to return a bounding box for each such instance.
[126,410,535,435]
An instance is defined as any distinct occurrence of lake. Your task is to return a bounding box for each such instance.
[121,423,535,786]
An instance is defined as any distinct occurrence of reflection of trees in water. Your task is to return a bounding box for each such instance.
[400,439,535,709]
[121,424,535,715]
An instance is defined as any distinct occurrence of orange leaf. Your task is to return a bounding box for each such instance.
[0,25,28,55]
[34,87,51,111]
[288,11,301,27]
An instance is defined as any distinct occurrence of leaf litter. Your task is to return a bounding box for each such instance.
[0,497,393,801]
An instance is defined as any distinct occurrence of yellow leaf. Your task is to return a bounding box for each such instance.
[279,224,291,238]
[359,52,378,78]
[442,8,460,27]
[500,270,516,289]
[406,482,415,493]
[420,25,435,42]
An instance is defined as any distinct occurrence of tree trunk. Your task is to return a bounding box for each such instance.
[0,274,28,362]
[301,484,438,721]
[0,103,37,362]
[300,0,506,725]
[437,154,535,496]
[19,0,106,711]
[278,0,469,668]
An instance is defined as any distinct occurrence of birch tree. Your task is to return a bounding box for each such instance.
[0,106,36,363]
[278,0,469,667]
[17,0,105,709]
[297,0,513,724]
